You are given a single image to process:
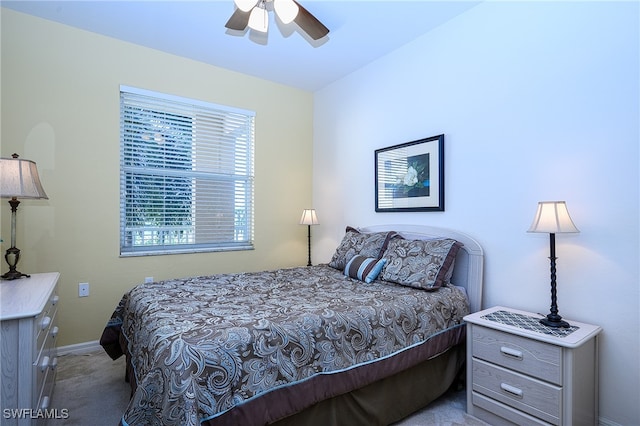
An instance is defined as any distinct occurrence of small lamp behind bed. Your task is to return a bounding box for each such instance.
[299,209,319,266]
[527,201,579,328]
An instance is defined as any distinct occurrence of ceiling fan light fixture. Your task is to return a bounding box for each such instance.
[225,0,329,41]
[248,6,269,32]
[234,0,259,12]
[274,0,298,24]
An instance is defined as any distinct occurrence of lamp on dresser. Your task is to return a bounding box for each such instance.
[299,209,319,266]
[0,153,48,280]
[527,201,579,328]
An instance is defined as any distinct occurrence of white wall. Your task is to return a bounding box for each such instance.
[313,2,639,425]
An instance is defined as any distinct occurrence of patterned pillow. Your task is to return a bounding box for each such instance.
[344,255,387,283]
[380,238,462,290]
[328,227,398,270]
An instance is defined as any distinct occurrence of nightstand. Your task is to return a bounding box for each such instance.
[464,306,601,426]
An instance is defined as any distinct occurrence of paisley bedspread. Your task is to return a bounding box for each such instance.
[101,264,469,426]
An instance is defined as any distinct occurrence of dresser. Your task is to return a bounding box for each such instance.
[1,272,60,425]
[464,306,601,426]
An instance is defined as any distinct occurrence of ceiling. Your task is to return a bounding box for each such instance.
[2,1,481,92]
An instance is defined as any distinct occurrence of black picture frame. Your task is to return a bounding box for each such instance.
[375,134,444,212]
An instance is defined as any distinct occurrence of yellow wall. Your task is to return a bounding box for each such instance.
[0,9,314,346]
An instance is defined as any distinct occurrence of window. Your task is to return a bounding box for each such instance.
[119,86,255,256]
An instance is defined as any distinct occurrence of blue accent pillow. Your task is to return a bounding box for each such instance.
[344,255,387,283]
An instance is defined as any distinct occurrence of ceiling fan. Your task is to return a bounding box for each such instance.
[225,0,329,41]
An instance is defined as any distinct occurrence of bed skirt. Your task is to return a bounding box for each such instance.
[271,343,466,426]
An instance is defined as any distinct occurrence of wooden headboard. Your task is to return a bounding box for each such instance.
[359,224,485,313]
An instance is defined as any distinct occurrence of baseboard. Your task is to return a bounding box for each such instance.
[57,340,102,356]
[600,417,623,426]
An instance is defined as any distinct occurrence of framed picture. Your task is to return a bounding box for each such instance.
[375,134,444,212]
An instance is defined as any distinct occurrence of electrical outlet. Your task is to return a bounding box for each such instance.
[78,282,90,297]
[144,277,154,283]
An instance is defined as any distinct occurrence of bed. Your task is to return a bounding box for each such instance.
[100,224,484,426]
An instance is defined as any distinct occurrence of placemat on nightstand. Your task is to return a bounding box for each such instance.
[482,310,579,337]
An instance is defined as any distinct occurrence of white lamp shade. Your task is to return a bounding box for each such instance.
[527,201,579,234]
[248,6,269,32]
[274,0,299,24]
[234,0,259,12]
[299,209,319,225]
[0,155,48,199]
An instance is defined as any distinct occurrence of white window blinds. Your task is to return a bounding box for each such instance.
[120,86,255,255]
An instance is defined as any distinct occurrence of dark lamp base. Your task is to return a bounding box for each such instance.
[540,316,570,328]
[1,270,30,280]
[3,245,30,280]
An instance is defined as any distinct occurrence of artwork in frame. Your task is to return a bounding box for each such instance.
[375,134,444,212]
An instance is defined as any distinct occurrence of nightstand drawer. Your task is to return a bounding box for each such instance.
[472,392,552,426]
[472,358,561,425]
[472,326,562,384]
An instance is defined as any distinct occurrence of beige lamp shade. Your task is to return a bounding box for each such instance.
[527,201,578,234]
[299,209,319,225]
[0,154,48,200]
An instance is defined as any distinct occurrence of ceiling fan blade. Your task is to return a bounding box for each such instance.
[225,8,251,31]
[292,1,329,40]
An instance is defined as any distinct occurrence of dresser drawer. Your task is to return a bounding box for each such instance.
[33,308,58,407]
[34,310,54,360]
[472,326,562,384]
[472,358,561,425]
[33,286,59,361]
[36,357,56,414]
[33,349,53,407]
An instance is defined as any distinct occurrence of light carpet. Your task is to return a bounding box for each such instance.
[48,349,490,425]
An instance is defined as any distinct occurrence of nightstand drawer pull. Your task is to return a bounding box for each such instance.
[500,382,523,398]
[500,346,523,360]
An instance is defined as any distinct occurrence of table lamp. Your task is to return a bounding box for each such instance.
[299,209,319,266]
[527,201,579,328]
[0,154,48,280]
